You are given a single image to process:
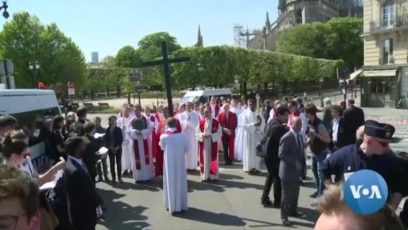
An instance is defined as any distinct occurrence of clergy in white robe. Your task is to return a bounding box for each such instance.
[178,102,200,170]
[117,106,135,173]
[127,108,154,182]
[231,104,245,161]
[196,107,222,181]
[144,108,159,160]
[242,100,265,173]
[159,118,189,214]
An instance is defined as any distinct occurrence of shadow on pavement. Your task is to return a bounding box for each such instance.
[111,178,161,192]
[173,207,245,227]
[97,188,150,230]
[297,206,319,223]
[188,180,225,192]
[187,173,264,192]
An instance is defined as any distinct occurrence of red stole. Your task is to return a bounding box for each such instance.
[132,117,149,170]
[149,115,158,159]
[155,118,181,176]
[217,111,237,159]
[288,110,301,127]
[198,119,219,175]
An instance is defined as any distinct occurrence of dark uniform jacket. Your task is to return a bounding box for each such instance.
[322,144,403,195]
[342,105,365,145]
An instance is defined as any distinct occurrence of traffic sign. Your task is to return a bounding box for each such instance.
[67,82,75,95]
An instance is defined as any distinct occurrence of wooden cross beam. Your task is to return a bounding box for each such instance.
[142,41,190,116]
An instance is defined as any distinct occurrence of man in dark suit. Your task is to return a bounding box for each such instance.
[329,105,346,151]
[261,106,289,208]
[104,116,124,183]
[278,117,304,226]
[59,136,99,230]
[83,122,100,186]
[342,98,364,145]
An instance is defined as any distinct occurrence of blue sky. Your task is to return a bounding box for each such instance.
[1,0,278,61]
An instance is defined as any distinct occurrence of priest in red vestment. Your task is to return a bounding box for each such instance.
[196,106,222,182]
[155,106,182,176]
[127,105,154,182]
[217,103,238,165]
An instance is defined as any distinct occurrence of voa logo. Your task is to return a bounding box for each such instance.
[343,170,388,215]
[349,185,382,199]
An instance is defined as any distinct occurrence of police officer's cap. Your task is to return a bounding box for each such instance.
[381,123,395,137]
[364,120,392,140]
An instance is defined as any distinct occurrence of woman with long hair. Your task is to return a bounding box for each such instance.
[2,130,65,230]
[50,116,67,162]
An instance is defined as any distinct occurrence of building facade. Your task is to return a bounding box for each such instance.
[91,52,99,64]
[247,0,363,51]
[358,0,408,108]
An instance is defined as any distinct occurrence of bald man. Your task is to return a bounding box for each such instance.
[278,117,304,225]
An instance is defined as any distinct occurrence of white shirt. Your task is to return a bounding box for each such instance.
[332,117,340,142]
[68,155,86,171]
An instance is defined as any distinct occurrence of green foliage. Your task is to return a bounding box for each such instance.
[169,46,343,89]
[277,17,363,68]
[114,45,141,68]
[0,12,87,89]
[86,67,133,93]
[136,32,182,61]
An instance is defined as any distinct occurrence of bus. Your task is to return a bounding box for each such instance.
[0,89,61,171]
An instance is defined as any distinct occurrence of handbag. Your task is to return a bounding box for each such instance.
[256,140,267,158]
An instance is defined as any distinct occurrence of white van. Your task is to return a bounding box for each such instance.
[0,89,61,171]
[181,88,232,104]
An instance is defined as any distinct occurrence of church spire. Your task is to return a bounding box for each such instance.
[196,25,204,47]
[266,12,271,29]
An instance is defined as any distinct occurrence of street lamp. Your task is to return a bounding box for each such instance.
[319,77,324,107]
[0,1,9,19]
[29,61,41,89]
[197,63,204,89]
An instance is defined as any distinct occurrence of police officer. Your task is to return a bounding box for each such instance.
[322,120,403,211]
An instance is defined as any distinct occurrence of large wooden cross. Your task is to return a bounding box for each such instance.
[142,41,190,115]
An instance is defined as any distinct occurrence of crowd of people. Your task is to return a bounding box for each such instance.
[2,94,408,229]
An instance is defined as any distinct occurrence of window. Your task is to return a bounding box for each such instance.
[382,2,394,28]
[382,39,394,64]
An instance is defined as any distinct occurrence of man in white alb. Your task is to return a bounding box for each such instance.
[178,101,200,171]
[159,117,189,214]
[117,105,134,175]
[242,99,265,174]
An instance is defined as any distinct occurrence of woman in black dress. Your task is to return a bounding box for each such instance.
[49,116,67,162]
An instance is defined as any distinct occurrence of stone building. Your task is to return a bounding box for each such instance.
[247,0,363,51]
[352,0,408,108]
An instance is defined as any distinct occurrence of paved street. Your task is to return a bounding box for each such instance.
[89,107,408,230]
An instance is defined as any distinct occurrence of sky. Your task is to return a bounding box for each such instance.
[0,0,279,62]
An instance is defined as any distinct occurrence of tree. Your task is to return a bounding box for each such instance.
[136,32,182,61]
[171,46,343,90]
[0,12,87,89]
[277,17,363,68]
[325,17,364,68]
[114,45,141,68]
[100,55,115,68]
